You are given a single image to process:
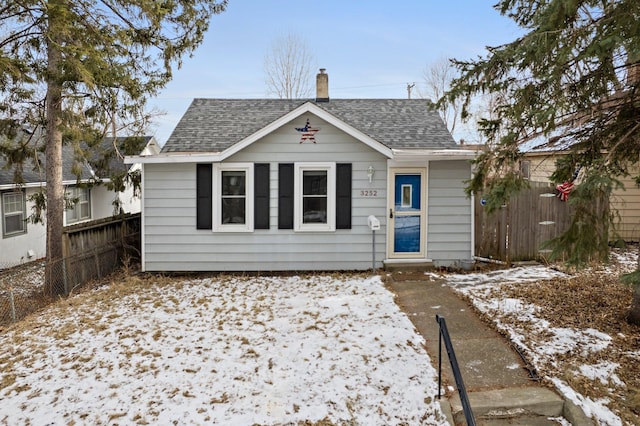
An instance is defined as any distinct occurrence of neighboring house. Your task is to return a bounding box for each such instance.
[521,150,640,241]
[0,136,160,267]
[126,70,476,272]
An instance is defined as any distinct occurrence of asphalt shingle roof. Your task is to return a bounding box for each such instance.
[0,136,151,187]
[0,143,90,187]
[161,99,457,153]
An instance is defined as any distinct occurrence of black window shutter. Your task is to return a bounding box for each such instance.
[254,163,270,229]
[336,163,352,229]
[196,164,212,229]
[278,163,294,229]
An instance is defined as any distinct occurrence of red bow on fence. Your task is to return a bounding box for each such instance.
[556,181,574,202]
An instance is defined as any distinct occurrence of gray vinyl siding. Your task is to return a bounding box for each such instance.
[142,116,388,272]
[427,160,473,266]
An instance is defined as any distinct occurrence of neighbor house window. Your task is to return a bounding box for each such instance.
[213,163,254,232]
[2,191,27,238]
[294,163,336,232]
[65,186,91,224]
[520,160,531,180]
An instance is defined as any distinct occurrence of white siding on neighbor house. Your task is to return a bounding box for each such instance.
[427,160,473,266]
[0,187,46,267]
[142,115,389,272]
[0,183,140,267]
[90,184,141,219]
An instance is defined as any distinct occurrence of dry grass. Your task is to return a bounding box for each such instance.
[1,270,441,425]
[464,265,640,425]
[3,257,639,424]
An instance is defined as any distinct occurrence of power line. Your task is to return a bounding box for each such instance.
[154,82,419,100]
[332,82,408,91]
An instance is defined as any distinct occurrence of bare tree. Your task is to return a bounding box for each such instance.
[421,57,462,134]
[468,90,511,147]
[264,33,316,99]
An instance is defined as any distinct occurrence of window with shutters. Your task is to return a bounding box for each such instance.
[213,163,254,232]
[2,191,27,238]
[294,163,336,232]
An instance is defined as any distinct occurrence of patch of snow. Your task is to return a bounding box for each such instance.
[548,416,572,426]
[578,362,623,387]
[551,378,622,426]
[443,263,623,426]
[609,248,639,273]
[444,265,567,287]
[625,350,640,359]
[543,327,612,358]
[0,275,447,425]
[460,290,611,367]
[424,272,442,280]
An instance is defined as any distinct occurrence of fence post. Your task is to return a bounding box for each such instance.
[9,288,16,323]
[94,247,101,279]
[62,232,70,296]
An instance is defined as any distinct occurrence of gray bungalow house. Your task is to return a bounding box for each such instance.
[127,70,475,272]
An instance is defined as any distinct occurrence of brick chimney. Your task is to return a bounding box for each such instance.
[316,68,329,102]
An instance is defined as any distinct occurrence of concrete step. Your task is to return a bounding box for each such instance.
[383,261,434,271]
[479,414,566,425]
[448,387,565,425]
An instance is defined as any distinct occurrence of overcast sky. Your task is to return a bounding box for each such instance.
[148,1,523,145]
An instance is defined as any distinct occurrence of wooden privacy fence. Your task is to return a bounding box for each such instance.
[60,213,140,294]
[475,184,579,262]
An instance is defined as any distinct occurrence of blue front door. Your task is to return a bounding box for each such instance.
[391,171,424,257]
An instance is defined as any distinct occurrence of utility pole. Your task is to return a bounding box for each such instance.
[407,82,415,99]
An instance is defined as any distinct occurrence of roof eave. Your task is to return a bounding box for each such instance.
[392,148,478,160]
[0,178,104,191]
[125,152,223,164]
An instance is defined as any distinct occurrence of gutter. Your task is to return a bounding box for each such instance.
[0,178,106,191]
[124,152,223,165]
[392,148,478,161]
[126,148,478,165]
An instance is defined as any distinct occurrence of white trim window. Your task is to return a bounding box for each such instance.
[65,186,91,224]
[2,191,27,238]
[520,160,531,180]
[294,163,336,232]
[213,163,254,232]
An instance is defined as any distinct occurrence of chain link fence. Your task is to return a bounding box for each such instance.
[0,214,140,327]
[0,261,47,325]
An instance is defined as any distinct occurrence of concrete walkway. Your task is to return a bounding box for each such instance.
[385,275,592,425]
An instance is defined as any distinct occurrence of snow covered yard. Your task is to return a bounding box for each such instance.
[0,274,447,425]
[438,248,640,426]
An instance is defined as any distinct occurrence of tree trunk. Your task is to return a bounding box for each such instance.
[45,7,65,296]
[628,286,640,326]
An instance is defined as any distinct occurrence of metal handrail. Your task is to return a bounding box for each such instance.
[435,314,476,426]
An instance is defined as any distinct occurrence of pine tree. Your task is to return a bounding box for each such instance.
[445,0,639,265]
[444,0,640,324]
[0,0,227,294]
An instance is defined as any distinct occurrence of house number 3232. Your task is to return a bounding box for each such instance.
[360,190,378,197]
